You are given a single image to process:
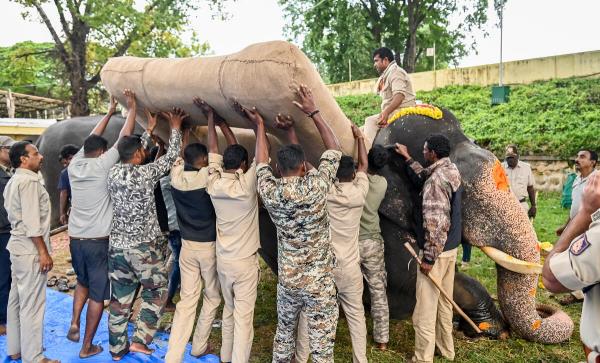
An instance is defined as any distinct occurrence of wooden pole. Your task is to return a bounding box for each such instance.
[404,242,482,334]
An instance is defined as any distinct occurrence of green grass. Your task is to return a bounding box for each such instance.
[162,192,583,362]
[335,77,600,159]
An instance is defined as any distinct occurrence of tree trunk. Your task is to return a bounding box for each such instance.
[403,0,418,73]
[68,19,90,116]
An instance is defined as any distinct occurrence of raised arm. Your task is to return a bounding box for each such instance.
[117,89,137,140]
[293,84,340,151]
[275,114,299,144]
[242,107,269,164]
[90,96,117,136]
[352,124,368,173]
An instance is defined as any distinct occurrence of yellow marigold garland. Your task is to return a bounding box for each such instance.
[387,104,443,124]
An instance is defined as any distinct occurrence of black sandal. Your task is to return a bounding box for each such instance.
[57,277,70,292]
[46,276,58,287]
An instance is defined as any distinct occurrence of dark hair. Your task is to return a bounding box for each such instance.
[277,144,305,173]
[336,155,356,179]
[581,149,598,163]
[425,134,451,159]
[9,141,32,168]
[184,143,208,166]
[117,135,143,163]
[84,135,108,154]
[223,144,249,170]
[373,47,394,63]
[59,144,79,161]
[368,145,389,172]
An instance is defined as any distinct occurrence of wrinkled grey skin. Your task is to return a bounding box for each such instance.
[36,115,143,227]
[373,109,573,343]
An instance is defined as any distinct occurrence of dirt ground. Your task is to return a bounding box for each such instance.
[48,231,77,295]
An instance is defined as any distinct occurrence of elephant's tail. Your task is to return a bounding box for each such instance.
[497,269,574,344]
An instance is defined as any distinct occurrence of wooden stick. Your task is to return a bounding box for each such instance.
[404,242,482,334]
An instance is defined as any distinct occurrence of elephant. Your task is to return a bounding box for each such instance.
[370,108,573,343]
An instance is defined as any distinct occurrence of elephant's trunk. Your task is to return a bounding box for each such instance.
[459,150,574,343]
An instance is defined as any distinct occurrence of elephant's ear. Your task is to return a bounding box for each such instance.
[492,160,510,191]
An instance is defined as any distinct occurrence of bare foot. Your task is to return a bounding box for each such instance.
[79,344,103,359]
[9,353,21,360]
[375,342,388,351]
[0,324,6,335]
[40,358,61,363]
[129,342,154,355]
[67,325,80,342]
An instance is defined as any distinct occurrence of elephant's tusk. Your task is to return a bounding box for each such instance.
[478,246,543,275]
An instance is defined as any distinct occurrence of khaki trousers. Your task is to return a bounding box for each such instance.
[412,249,457,363]
[296,263,367,363]
[165,240,221,363]
[218,253,260,363]
[7,254,46,363]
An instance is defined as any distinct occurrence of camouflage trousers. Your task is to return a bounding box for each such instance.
[358,236,389,343]
[272,283,338,363]
[108,238,169,357]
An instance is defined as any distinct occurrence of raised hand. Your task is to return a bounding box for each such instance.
[108,96,118,114]
[292,84,318,115]
[351,124,363,139]
[144,109,159,135]
[123,89,136,109]
[161,107,188,130]
[274,114,295,130]
[239,105,265,128]
[193,97,224,124]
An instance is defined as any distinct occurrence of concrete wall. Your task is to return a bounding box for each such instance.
[327,50,600,97]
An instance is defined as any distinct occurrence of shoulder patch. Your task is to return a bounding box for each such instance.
[570,234,591,256]
[591,209,600,222]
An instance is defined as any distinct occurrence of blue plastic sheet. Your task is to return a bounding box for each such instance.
[0,288,220,363]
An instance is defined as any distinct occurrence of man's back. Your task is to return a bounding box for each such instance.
[257,150,341,294]
[327,172,369,267]
[359,174,388,241]
[68,148,119,238]
[207,154,259,260]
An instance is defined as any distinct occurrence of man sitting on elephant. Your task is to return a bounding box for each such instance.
[394,134,462,363]
[363,47,416,147]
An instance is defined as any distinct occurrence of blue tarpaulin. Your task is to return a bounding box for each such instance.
[0,288,220,363]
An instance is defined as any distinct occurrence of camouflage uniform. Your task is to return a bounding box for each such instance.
[108,238,169,355]
[107,129,182,357]
[358,173,389,344]
[257,149,342,363]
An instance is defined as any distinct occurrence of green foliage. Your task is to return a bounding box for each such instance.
[336,77,600,158]
[0,41,68,99]
[279,0,488,82]
[11,0,224,115]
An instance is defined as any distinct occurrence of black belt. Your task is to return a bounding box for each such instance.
[70,236,109,241]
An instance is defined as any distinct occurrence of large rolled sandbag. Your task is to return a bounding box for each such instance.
[100,40,355,163]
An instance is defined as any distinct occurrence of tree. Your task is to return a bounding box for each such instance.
[13,0,226,116]
[280,0,488,82]
[0,41,68,99]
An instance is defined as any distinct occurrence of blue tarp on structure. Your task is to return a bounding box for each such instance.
[0,288,219,363]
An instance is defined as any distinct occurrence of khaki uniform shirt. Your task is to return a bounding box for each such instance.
[207,153,260,261]
[502,160,534,202]
[550,217,600,354]
[359,174,388,241]
[377,61,416,114]
[327,172,369,268]
[3,168,51,255]
[570,175,589,219]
